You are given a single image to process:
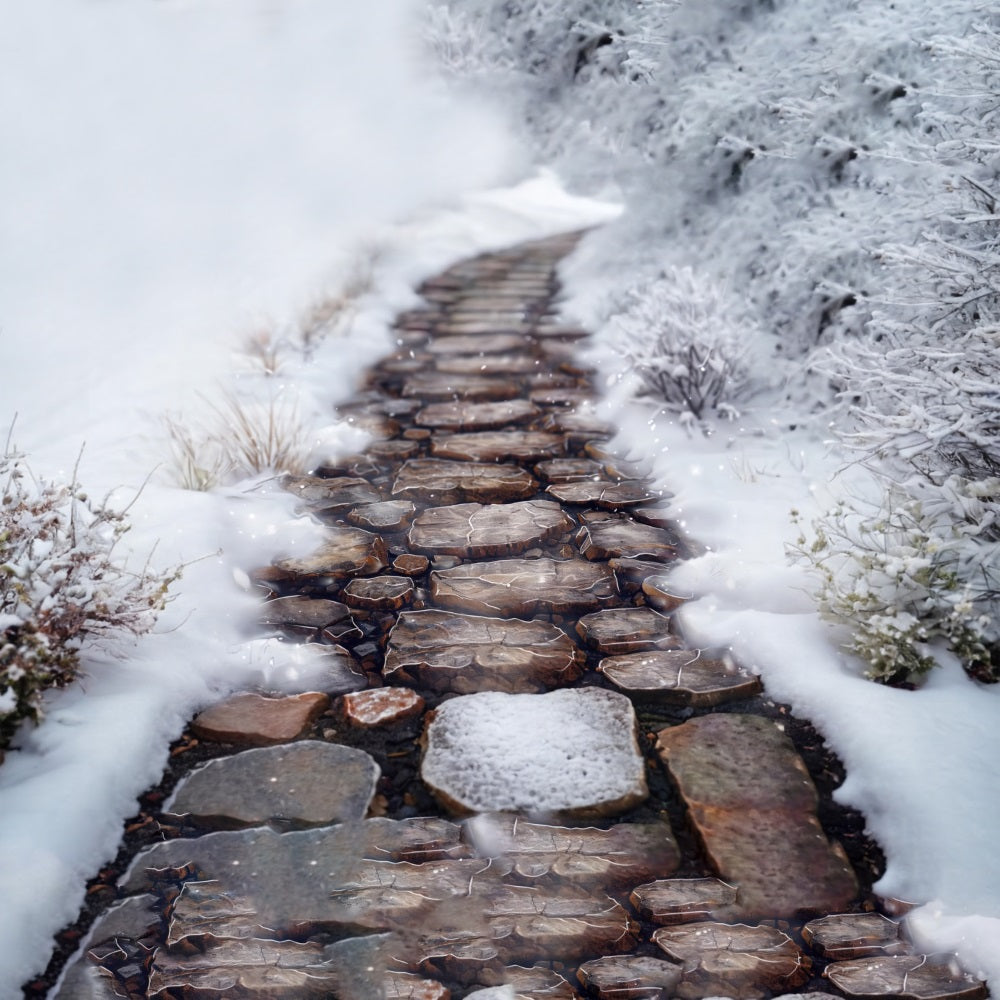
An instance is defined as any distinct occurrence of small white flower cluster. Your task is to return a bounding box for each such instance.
[0,445,177,751]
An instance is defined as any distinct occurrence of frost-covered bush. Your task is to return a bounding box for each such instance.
[608,268,748,421]
[792,479,1000,683]
[0,446,176,751]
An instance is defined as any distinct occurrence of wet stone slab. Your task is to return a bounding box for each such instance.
[393,459,538,504]
[598,650,762,706]
[270,527,389,580]
[347,500,417,532]
[430,557,619,617]
[435,354,541,376]
[652,922,808,999]
[802,912,906,959]
[577,955,683,999]
[641,575,694,613]
[576,607,682,655]
[342,575,415,610]
[342,687,425,728]
[546,480,663,510]
[421,688,648,818]
[401,372,522,402]
[825,956,987,1000]
[409,500,574,558]
[190,692,330,746]
[283,474,382,511]
[416,399,542,431]
[383,610,583,694]
[630,878,741,925]
[259,595,362,643]
[164,741,380,829]
[534,458,606,483]
[425,333,528,355]
[577,519,681,562]
[430,431,566,464]
[655,714,859,918]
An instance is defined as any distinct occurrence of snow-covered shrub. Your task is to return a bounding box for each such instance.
[0,446,177,751]
[608,268,748,421]
[792,479,1000,683]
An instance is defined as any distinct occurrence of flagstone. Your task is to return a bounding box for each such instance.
[393,458,538,504]
[416,399,541,431]
[190,692,330,746]
[430,430,565,463]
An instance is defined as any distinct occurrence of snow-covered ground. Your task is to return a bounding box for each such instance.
[3,0,1000,993]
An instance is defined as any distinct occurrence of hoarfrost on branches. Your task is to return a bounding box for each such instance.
[0,443,178,751]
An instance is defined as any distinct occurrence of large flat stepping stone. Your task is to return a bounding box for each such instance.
[535,458,605,482]
[393,459,538,504]
[417,399,541,431]
[655,714,858,917]
[464,814,679,885]
[577,955,683,998]
[425,333,528,355]
[547,480,662,510]
[653,922,808,998]
[347,500,416,532]
[384,610,583,693]
[342,575,415,610]
[435,354,541,376]
[409,500,573,558]
[430,431,565,463]
[802,913,906,959]
[630,878,740,925]
[641,574,693,612]
[421,688,648,817]
[576,607,681,654]
[598,650,761,706]
[271,526,389,579]
[430,557,619,617]
[577,519,680,562]
[342,688,425,728]
[401,372,521,402]
[825,956,987,1000]
[164,741,379,829]
[190,692,330,746]
[260,595,362,643]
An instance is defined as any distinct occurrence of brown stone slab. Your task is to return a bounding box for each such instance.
[283,474,382,511]
[408,500,574,558]
[577,955,683,999]
[367,439,422,462]
[401,373,521,402]
[576,607,681,655]
[383,610,583,694]
[494,965,578,999]
[528,386,592,407]
[394,553,431,576]
[421,688,648,818]
[598,650,761,706]
[430,431,565,463]
[164,741,380,829]
[271,527,389,580]
[433,321,534,337]
[546,480,662,510]
[802,913,906,959]
[425,333,527,354]
[464,815,679,886]
[825,956,987,1000]
[539,411,615,441]
[190,692,330,746]
[393,459,538,504]
[430,557,619,617]
[342,575,415,610]
[435,354,541,376]
[655,715,859,918]
[653,922,808,998]
[416,399,541,431]
[385,973,451,1000]
[641,575,694,612]
[534,458,605,483]
[609,557,669,595]
[630,878,740,925]
[347,500,416,532]
[342,688,425,728]
[577,519,680,562]
[259,596,361,643]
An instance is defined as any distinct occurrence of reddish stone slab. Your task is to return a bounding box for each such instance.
[393,459,538,504]
[384,610,583,694]
[342,688,425,728]
[409,500,574,558]
[430,557,619,617]
[655,715,859,918]
[190,692,330,746]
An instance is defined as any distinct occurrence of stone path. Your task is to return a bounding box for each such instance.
[39,234,989,1000]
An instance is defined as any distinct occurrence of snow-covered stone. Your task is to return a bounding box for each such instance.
[421,688,648,817]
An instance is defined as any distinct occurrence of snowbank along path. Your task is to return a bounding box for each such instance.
[35,235,989,1000]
